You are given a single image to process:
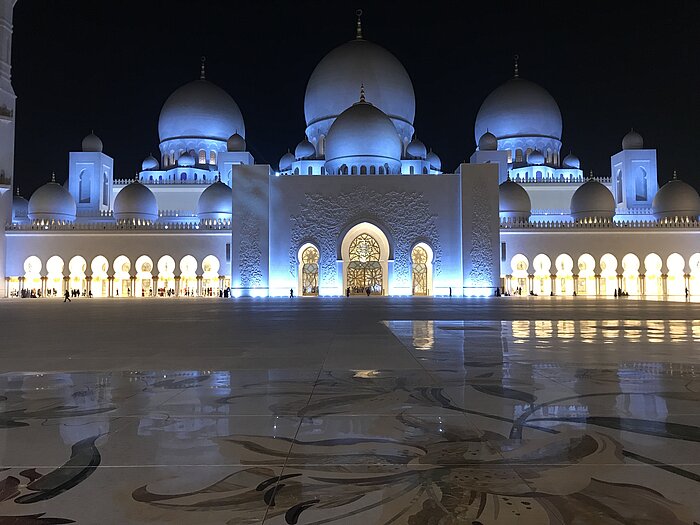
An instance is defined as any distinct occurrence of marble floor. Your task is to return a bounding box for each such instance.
[0,297,699,524]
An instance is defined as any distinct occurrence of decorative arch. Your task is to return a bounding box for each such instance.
[202,255,221,296]
[644,253,663,296]
[46,255,65,295]
[179,255,198,296]
[554,254,574,295]
[113,255,131,297]
[91,255,109,297]
[599,253,618,296]
[297,243,320,296]
[689,253,700,295]
[621,253,640,295]
[509,253,529,295]
[157,255,176,297]
[577,253,596,295]
[411,242,434,296]
[341,223,390,296]
[79,170,90,203]
[666,253,685,296]
[532,254,552,295]
[635,167,648,201]
[68,256,88,295]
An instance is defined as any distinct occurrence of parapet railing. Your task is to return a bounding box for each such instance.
[500,218,700,229]
[513,176,611,184]
[6,220,231,231]
[114,179,213,186]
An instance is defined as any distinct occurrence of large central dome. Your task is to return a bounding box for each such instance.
[304,38,415,146]
[158,79,245,143]
[474,77,562,145]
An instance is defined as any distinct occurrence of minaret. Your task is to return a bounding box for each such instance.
[0,0,17,298]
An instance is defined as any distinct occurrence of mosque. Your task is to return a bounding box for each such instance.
[1,4,699,299]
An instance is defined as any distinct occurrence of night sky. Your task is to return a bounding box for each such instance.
[10,0,700,196]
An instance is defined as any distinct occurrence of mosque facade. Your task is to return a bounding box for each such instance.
[1,4,699,299]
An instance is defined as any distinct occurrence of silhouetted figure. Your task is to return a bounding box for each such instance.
[346,287,350,297]
[614,289,617,297]
[289,288,294,298]
[366,286,371,296]
[449,287,452,297]
[686,287,689,299]
[63,290,71,302]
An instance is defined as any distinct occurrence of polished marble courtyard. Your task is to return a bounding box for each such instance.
[0,297,699,524]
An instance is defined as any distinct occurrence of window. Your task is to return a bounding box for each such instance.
[210,151,217,165]
[351,166,358,175]
[360,166,367,175]
[198,150,206,164]
[370,166,376,174]
[616,170,623,204]
[102,173,108,206]
[79,170,91,203]
[308,166,313,175]
[635,167,647,201]
[181,173,187,181]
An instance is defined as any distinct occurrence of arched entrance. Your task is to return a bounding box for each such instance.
[202,255,220,296]
[179,255,198,296]
[600,253,618,296]
[621,253,640,295]
[91,256,109,297]
[509,254,529,295]
[411,243,433,296]
[555,254,574,295]
[666,253,685,296]
[644,253,663,296]
[46,255,64,297]
[23,256,43,296]
[341,223,389,296]
[533,254,552,295]
[690,253,700,296]
[577,253,596,295]
[69,256,88,296]
[135,255,154,297]
[113,255,131,297]
[298,244,319,296]
[157,255,176,297]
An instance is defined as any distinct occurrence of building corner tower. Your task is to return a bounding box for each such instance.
[0,0,17,297]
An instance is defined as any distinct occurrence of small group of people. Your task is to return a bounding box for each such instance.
[344,286,375,297]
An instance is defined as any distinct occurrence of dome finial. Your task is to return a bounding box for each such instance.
[15,185,19,196]
[589,169,594,179]
[673,170,678,180]
[513,54,519,78]
[356,9,363,39]
[51,172,55,183]
[200,56,206,80]
[359,82,366,102]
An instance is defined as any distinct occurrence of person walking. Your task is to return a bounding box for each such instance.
[289,288,294,298]
[63,289,71,302]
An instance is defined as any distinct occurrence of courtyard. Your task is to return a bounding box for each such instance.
[0,297,698,523]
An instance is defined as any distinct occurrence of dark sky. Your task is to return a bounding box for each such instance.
[10,0,700,196]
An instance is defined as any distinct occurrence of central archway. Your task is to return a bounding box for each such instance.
[341,223,390,296]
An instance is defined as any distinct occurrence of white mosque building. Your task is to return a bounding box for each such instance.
[1,4,699,299]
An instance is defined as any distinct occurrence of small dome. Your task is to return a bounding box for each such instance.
[426,149,441,171]
[227,132,246,152]
[406,136,427,159]
[478,131,498,151]
[12,191,29,219]
[279,151,295,171]
[652,177,700,221]
[141,154,159,171]
[178,152,196,167]
[82,132,103,153]
[499,179,531,220]
[562,152,580,169]
[622,129,644,150]
[28,181,77,222]
[197,180,232,220]
[324,98,402,174]
[527,149,545,165]
[570,179,616,221]
[158,79,245,143]
[113,181,158,222]
[294,138,315,160]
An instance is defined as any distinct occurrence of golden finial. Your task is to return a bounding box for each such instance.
[513,54,519,78]
[51,172,56,183]
[356,9,363,39]
[673,170,678,180]
[360,83,366,102]
[200,56,206,80]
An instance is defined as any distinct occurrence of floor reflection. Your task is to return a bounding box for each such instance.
[1,319,700,523]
